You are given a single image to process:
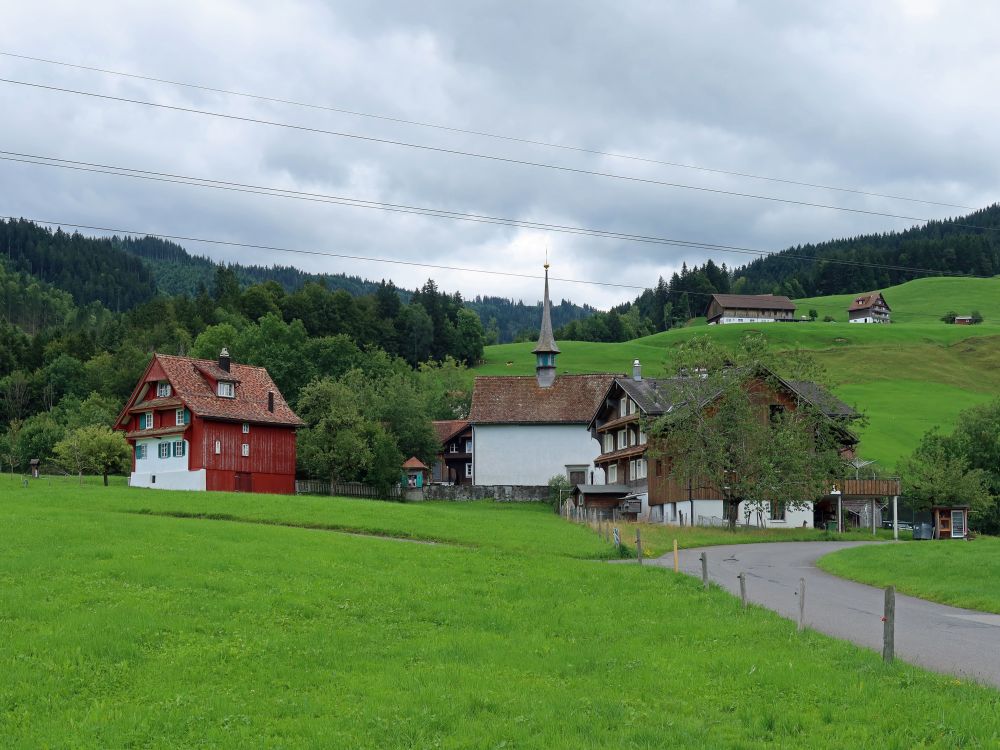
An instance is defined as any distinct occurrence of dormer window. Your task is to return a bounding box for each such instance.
[156,382,171,398]
[217,381,235,398]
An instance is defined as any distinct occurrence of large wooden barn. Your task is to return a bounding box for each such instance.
[115,349,303,494]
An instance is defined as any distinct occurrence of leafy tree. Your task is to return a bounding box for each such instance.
[452,308,485,366]
[808,309,818,320]
[190,323,241,360]
[971,310,984,324]
[53,425,131,485]
[548,474,572,510]
[899,431,992,530]
[941,311,958,324]
[653,336,849,528]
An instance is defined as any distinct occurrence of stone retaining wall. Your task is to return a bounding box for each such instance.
[420,484,550,502]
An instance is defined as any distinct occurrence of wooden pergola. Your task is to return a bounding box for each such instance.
[820,478,903,537]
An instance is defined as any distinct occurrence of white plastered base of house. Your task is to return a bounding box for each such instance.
[129,468,207,491]
[649,500,814,528]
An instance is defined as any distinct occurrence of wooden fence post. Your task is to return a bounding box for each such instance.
[700,552,709,590]
[797,578,806,631]
[738,572,747,608]
[883,586,895,663]
[613,527,621,551]
[636,528,643,565]
[672,539,679,573]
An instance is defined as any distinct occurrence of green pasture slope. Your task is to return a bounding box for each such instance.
[818,538,1000,615]
[3,477,1000,748]
[477,276,1000,467]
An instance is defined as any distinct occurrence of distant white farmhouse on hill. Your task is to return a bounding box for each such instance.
[706,293,796,325]
[848,292,891,324]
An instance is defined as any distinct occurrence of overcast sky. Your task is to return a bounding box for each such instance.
[2,1,998,308]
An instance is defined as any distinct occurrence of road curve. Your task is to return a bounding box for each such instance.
[654,541,1000,689]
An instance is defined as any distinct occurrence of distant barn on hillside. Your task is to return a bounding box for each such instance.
[706,294,796,325]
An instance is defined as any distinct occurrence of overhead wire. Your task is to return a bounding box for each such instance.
[2,213,993,322]
[0,149,988,279]
[3,77,996,231]
[0,50,975,211]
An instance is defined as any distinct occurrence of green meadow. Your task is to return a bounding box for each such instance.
[3,476,1000,748]
[476,276,1000,467]
[817,538,1000,615]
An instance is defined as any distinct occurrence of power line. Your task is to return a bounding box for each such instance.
[0,50,974,211]
[2,77,992,230]
[2,214,993,323]
[1,149,988,280]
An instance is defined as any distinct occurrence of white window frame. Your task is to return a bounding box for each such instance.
[603,433,614,453]
[158,442,171,459]
[464,439,473,453]
[617,430,627,450]
[175,408,185,426]
[217,381,235,398]
[464,462,472,478]
[242,422,250,434]
[241,443,250,457]
[639,428,646,445]
[951,510,965,538]
[619,398,627,418]
[629,459,636,479]
[172,440,185,458]
[135,444,146,460]
[142,412,153,430]
[214,440,221,455]
[449,443,458,454]
[607,464,618,483]
[156,382,171,398]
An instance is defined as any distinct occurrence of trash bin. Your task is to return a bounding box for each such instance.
[825,521,838,532]
[912,523,933,541]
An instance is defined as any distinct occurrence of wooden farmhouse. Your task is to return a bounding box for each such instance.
[431,419,473,484]
[706,293,796,325]
[848,291,891,324]
[584,360,864,526]
[468,264,613,486]
[115,349,303,493]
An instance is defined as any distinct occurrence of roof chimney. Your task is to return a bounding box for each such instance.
[632,359,642,381]
[219,347,231,373]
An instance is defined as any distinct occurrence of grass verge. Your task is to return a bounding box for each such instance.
[817,537,1000,614]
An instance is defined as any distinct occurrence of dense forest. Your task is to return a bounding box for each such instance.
[730,204,1000,297]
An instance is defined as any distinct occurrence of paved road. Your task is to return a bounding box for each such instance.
[656,541,1000,688]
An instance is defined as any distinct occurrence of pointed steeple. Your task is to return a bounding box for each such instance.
[533,261,560,387]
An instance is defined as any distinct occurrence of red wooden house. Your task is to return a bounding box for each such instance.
[114,349,303,494]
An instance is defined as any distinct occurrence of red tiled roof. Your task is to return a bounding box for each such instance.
[135,354,303,427]
[402,456,429,470]
[848,292,890,312]
[432,419,469,445]
[469,374,614,424]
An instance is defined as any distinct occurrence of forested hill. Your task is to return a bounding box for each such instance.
[732,203,1000,297]
[118,235,387,299]
[0,220,595,343]
[1,218,157,310]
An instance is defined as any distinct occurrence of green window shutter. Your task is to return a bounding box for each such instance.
[184,408,191,424]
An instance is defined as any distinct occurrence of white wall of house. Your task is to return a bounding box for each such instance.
[129,437,206,491]
[472,423,605,486]
[656,499,725,526]
[655,499,814,528]
[739,502,814,528]
[849,316,889,324]
[710,317,778,325]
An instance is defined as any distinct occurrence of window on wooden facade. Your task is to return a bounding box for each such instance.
[629,459,635,479]
[214,440,221,455]
[156,382,171,398]
[464,439,472,453]
[241,443,250,457]
[619,399,627,418]
[142,412,153,430]
[639,428,646,444]
[617,430,627,450]
[635,459,647,479]
[603,433,614,453]
[464,462,472,478]
[175,408,185,426]
[135,444,147,460]
[158,442,171,459]
[242,422,250,434]
[217,381,235,398]
[769,501,786,521]
[655,459,662,477]
[607,464,618,483]
[449,443,457,453]
[172,441,185,458]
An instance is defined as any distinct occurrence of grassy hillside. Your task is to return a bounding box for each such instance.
[3,475,998,747]
[476,277,1000,468]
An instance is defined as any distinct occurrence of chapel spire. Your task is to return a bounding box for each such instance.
[533,260,560,388]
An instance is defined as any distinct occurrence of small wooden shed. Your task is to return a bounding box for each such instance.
[29,458,41,479]
[932,505,969,539]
